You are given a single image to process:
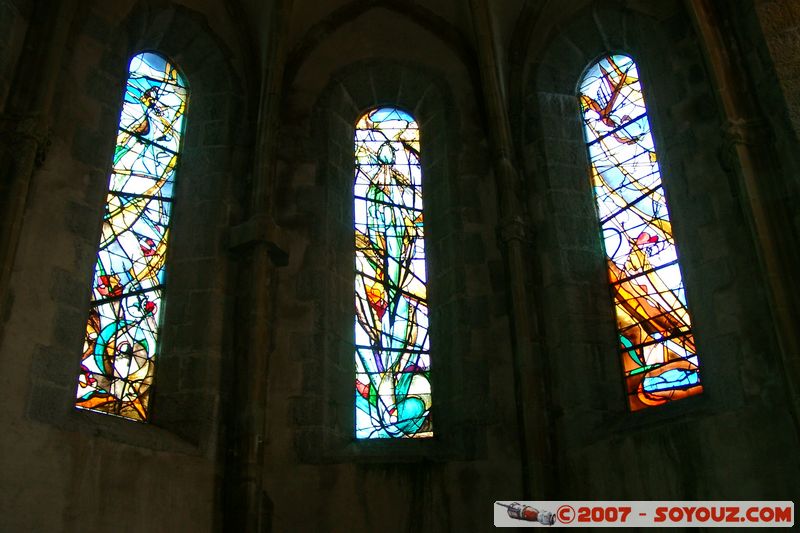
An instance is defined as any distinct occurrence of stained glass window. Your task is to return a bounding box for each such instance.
[354,107,433,439]
[75,52,188,421]
[578,54,702,410]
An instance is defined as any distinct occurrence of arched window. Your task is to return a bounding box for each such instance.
[75,52,188,421]
[354,107,432,438]
[578,54,702,410]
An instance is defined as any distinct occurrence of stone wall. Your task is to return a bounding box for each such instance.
[753,0,800,144]
[0,0,799,532]
[521,0,799,501]
[730,0,800,271]
[0,0,29,108]
[0,1,245,531]
[262,7,517,530]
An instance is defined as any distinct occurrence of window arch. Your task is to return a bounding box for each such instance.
[578,54,702,410]
[75,52,188,421]
[354,107,432,439]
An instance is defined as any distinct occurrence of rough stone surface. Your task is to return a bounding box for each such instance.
[1,1,799,532]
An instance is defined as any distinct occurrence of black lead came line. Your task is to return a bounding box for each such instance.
[130,73,186,89]
[599,183,664,225]
[611,259,680,286]
[620,329,696,354]
[353,194,423,212]
[355,346,430,355]
[112,190,173,202]
[90,285,165,307]
[119,126,181,156]
[586,111,649,147]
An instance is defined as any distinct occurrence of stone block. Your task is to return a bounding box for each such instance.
[31,344,77,385]
[28,381,71,423]
[462,232,486,265]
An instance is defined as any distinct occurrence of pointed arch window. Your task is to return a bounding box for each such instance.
[75,52,188,421]
[354,107,432,438]
[578,54,702,410]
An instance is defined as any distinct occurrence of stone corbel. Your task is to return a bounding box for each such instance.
[0,112,50,166]
[498,215,528,244]
[722,118,769,148]
[718,118,770,194]
[228,213,289,266]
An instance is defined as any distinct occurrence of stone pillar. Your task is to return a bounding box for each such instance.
[469,0,553,499]
[0,0,78,335]
[224,1,292,531]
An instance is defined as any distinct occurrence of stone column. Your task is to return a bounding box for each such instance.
[469,0,552,499]
[224,0,291,531]
[0,0,78,336]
